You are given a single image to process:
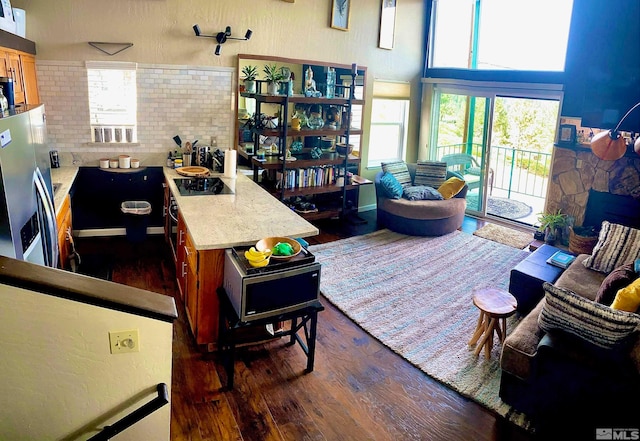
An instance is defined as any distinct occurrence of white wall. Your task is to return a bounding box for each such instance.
[0,283,173,441]
[11,0,426,207]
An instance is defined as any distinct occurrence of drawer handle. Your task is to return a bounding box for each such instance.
[181,261,187,277]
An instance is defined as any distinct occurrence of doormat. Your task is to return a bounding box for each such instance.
[473,223,533,249]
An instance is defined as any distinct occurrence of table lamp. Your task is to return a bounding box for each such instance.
[590,101,640,160]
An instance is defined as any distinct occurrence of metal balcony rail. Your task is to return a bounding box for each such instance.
[87,383,169,441]
[435,143,551,199]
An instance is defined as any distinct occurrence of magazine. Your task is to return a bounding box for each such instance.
[546,250,576,269]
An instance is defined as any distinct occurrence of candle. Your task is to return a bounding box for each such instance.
[352,63,357,75]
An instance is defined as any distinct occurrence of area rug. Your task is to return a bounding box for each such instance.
[473,223,533,249]
[466,194,533,220]
[309,229,532,430]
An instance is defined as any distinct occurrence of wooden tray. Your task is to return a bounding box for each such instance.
[175,166,210,177]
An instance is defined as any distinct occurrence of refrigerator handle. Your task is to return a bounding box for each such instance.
[34,167,59,268]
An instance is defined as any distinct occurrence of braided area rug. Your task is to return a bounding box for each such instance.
[309,229,532,430]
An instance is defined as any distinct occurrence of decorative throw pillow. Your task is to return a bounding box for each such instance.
[379,172,403,199]
[437,177,466,199]
[381,160,412,188]
[402,185,444,201]
[611,278,640,313]
[595,263,638,306]
[583,221,640,273]
[538,282,640,349]
[414,161,447,188]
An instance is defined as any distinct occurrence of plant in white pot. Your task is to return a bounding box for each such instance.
[241,65,258,94]
[263,64,283,95]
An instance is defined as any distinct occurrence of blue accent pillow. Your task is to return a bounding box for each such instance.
[380,172,403,199]
[402,185,444,201]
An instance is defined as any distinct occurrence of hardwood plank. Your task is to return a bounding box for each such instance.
[82,215,536,441]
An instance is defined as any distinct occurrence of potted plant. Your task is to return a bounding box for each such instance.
[263,64,283,95]
[241,65,258,94]
[536,209,568,245]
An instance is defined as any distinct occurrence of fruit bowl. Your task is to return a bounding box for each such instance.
[255,236,302,260]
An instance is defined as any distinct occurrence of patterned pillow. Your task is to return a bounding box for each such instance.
[414,161,447,188]
[402,185,443,201]
[381,160,412,188]
[583,221,640,273]
[379,172,403,199]
[538,282,640,349]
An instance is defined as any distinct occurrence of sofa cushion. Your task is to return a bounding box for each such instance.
[437,177,466,199]
[381,160,412,188]
[611,278,640,313]
[402,185,443,201]
[414,161,447,188]
[595,263,638,306]
[538,282,640,350]
[583,221,640,274]
[379,172,403,199]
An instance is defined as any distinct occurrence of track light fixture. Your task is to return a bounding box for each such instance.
[192,25,253,56]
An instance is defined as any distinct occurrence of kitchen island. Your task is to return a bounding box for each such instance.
[163,168,319,350]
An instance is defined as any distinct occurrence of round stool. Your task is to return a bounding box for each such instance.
[468,288,518,358]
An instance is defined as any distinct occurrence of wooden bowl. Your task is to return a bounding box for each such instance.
[336,143,353,156]
[255,236,302,260]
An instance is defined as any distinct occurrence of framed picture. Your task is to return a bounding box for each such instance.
[378,0,397,50]
[0,0,15,34]
[331,0,351,31]
[559,124,577,144]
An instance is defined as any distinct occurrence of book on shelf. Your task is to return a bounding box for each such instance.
[546,250,576,269]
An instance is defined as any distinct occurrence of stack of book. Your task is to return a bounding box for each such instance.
[546,250,576,269]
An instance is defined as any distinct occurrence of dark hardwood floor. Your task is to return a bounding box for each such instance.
[75,213,535,441]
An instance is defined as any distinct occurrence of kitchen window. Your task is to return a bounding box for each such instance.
[86,61,137,143]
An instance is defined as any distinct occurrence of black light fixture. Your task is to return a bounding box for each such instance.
[192,25,252,56]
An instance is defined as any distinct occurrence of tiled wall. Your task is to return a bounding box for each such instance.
[36,60,235,166]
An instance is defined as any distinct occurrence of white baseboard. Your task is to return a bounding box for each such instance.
[74,227,164,238]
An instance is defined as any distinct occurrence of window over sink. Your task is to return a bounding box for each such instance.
[86,61,137,144]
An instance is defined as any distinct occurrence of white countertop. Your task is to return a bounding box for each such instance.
[50,166,79,213]
[164,168,319,250]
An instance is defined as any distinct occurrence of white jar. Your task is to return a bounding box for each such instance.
[118,155,131,169]
[99,158,110,169]
[109,159,119,168]
[130,158,140,169]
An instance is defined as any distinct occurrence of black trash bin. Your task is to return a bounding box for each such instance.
[121,201,152,242]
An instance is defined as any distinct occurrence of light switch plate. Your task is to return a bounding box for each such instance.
[109,329,140,354]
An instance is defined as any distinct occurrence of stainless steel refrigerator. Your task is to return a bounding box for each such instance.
[0,104,58,267]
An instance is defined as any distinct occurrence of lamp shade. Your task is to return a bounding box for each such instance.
[590,130,627,161]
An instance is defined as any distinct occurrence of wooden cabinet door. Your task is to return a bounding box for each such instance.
[175,212,188,301]
[55,195,73,270]
[183,228,199,336]
[20,53,38,105]
[6,51,25,105]
[0,50,9,78]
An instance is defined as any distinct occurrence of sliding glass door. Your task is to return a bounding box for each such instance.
[429,83,561,226]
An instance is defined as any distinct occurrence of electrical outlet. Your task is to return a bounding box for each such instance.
[109,329,140,354]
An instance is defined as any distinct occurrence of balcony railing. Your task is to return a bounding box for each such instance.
[435,143,551,199]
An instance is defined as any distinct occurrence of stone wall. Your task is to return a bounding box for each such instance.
[546,146,640,226]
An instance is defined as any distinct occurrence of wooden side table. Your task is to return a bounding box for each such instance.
[468,288,518,358]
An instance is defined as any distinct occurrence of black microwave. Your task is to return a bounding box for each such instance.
[223,249,321,322]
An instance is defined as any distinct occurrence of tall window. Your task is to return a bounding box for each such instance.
[429,0,574,72]
[367,81,410,167]
[86,61,137,143]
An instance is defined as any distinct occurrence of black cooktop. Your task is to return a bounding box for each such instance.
[173,177,234,196]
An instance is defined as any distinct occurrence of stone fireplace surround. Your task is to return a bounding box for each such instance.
[546,146,640,228]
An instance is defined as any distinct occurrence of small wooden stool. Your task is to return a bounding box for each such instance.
[468,288,518,358]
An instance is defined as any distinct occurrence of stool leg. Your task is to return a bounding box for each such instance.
[495,319,503,342]
[306,311,318,373]
[475,317,497,357]
[501,317,507,343]
[469,311,486,346]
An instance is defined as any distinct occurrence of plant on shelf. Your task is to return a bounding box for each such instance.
[241,65,258,94]
[537,209,568,245]
[263,64,283,95]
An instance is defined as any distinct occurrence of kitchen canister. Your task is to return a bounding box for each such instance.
[99,158,110,169]
[130,158,140,169]
[119,155,131,169]
[109,159,119,168]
